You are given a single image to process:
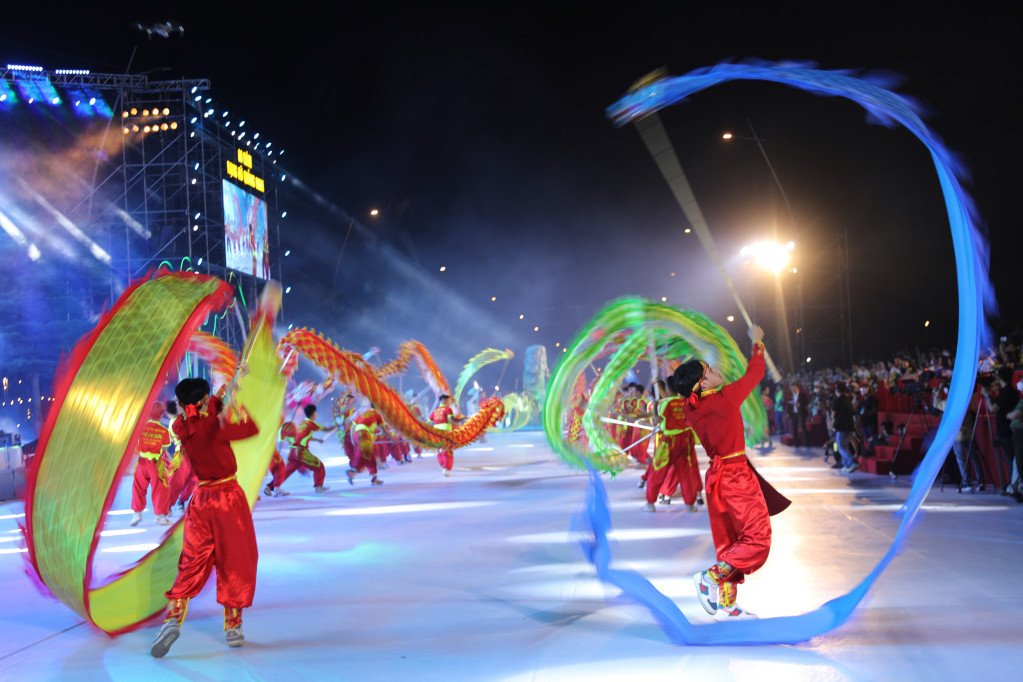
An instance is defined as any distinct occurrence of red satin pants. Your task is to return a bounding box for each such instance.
[645,432,700,505]
[131,457,170,515]
[704,455,772,582]
[166,478,257,608]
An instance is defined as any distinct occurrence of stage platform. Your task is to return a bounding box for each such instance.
[1,431,1021,681]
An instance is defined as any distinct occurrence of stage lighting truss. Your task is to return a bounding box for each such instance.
[0,66,129,117]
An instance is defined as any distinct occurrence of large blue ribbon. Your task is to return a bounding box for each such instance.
[582,60,993,645]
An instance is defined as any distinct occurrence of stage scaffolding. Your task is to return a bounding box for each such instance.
[1,68,284,348]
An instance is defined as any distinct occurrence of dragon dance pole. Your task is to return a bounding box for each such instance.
[632,112,782,381]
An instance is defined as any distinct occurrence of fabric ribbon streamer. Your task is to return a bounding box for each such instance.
[23,272,285,635]
[453,348,514,405]
[544,298,766,474]
[571,60,994,644]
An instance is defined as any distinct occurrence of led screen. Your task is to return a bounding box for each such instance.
[223,179,269,279]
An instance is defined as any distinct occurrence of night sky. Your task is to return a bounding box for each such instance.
[1,4,1018,393]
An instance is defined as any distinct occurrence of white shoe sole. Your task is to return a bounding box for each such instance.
[150,624,180,658]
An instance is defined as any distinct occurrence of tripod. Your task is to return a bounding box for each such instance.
[889,394,935,480]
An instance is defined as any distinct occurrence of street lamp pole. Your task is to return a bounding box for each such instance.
[726,120,803,374]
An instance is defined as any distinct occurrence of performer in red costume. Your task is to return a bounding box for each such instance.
[673,325,789,620]
[642,377,700,512]
[346,403,394,485]
[262,419,291,498]
[430,394,463,476]
[165,401,197,513]
[281,404,337,493]
[150,366,259,657]
[130,402,174,527]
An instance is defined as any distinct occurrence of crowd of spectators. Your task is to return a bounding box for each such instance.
[766,335,1023,501]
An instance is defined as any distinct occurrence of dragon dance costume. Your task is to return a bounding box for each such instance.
[645,396,699,506]
[154,393,260,655]
[430,404,456,473]
[682,341,790,618]
[347,408,387,484]
[283,417,328,489]
[131,404,173,523]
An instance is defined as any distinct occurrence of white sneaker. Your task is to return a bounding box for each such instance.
[155,515,172,525]
[314,485,330,493]
[273,488,290,497]
[693,572,719,615]
[659,496,671,505]
[714,603,758,620]
[225,625,245,647]
[685,504,698,512]
[443,470,451,477]
[641,502,655,512]
[130,512,142,527]
[150,620,180,658]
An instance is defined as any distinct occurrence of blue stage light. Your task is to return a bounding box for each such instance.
[190,116,197,123]
[190,86,198,94]
[239,120,245,127]
[6,64,43,72]
[0,79,17,108]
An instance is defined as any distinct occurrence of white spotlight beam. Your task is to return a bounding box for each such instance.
[17,179,111,264]
[0,206,42,261]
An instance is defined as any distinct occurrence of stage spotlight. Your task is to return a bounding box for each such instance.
[194,95,201,101]
[192,225,198,231]
[285,286,292,293]
[160,123,168,131]
[253,132,259,139]
[122,110,129,118]
[132,124,139,132]
[239,120,245,127]
[123,127,129,134]
[190,116,197,123]
[197,258,203,266]
[191,86,198,93]
[89,97,96,105]
[51,96,60,104]
[222,110,229,117]
[142,109,149,116]
[281,211,287,218]
[170,121,177,129]
[143,125,150,133]
[194,212,201,219]
[162,107,169,115]
[130,107,137,115]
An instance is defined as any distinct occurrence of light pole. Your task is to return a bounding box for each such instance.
[724,121,804,374]
[331,207,380,295]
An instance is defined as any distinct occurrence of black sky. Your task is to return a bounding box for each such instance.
[1,3,1018,382]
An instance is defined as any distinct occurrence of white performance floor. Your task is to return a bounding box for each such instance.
[1,431,1022,681]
